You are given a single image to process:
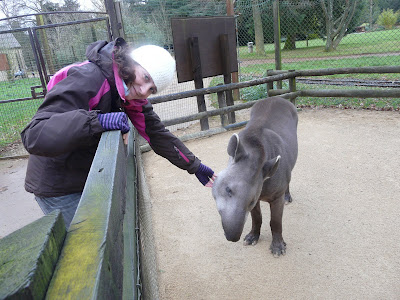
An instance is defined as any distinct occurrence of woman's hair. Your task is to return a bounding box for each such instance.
[113,42,136,84]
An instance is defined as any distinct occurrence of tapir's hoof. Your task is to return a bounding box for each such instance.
[243,233,260,246]
[270,241,287,257]
[284,193,293,204]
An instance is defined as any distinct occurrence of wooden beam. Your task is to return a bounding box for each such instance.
[123,127,139,300]
[301,89,400,98]
[46,131,127,299]
[0,210,66,299]
[149,66,400,104]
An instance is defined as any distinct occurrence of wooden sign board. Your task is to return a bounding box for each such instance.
[171,16,238,83]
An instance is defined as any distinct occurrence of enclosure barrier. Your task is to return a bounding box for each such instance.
[0,129,142,299]
[141,65,400,151]
[2,65,400,299]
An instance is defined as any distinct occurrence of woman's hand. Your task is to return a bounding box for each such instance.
[98,112,130,134]
[195,163,217,187]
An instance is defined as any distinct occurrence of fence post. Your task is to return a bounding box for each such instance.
[266,69,274,96]
[104,0,125,39]
[226,0,240,102]
[219,33,236,124]
[217,85,228,127]
[288,69,297,104]
[189,36,209,131]
[273,0,282,89]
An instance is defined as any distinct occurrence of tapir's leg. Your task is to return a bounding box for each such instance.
[284,185,293,204]
[269,195,286,257]
[243,201,262,246]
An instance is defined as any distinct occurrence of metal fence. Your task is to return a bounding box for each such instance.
[0,12,110,157]
[119,0,400,131]
[1,0,400,157]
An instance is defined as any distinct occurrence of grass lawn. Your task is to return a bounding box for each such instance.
[238,28,400,60]
[240,55,400,80]
[0,78,43,149]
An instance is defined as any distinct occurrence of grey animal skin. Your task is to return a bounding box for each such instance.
[212,96,298,257]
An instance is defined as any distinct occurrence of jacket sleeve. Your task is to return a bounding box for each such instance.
[21,64,106,157]
[125,101,201,174]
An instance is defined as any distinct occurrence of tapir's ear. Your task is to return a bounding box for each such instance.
[262,155,281,180]
[227,133,247,162]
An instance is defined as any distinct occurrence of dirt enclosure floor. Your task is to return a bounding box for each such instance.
[142,108,400,299]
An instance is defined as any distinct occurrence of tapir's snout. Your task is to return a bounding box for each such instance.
[219,208,247,242]
[224,230,241,242]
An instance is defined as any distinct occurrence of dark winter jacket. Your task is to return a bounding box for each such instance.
[21,39,201,197]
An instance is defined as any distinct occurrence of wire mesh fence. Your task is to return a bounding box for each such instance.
[0,13,109,157]
[1,0,400,157]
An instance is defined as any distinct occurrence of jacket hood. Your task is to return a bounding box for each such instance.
[86,40,115,85]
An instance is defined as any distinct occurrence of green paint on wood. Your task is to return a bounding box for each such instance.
[0,210,66,300]
[45,131,125,300]
[123,129,138,300]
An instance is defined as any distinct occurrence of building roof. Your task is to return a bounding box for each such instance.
[0,25,22,49]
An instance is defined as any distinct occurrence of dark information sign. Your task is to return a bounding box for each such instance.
[171,16,238,83]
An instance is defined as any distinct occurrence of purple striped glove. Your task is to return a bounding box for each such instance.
[98,112,130,134]
[195,163,216,187]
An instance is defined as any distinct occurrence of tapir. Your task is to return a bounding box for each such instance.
[212,96,298,256]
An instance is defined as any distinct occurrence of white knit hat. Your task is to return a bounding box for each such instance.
[130,45,176,93]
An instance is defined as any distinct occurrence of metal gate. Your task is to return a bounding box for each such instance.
[0,12,111,158]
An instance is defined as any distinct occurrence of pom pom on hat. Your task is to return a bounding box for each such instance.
[130,45,176,93]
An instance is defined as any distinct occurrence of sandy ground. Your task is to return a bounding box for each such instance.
[0,158,43,239]
[1,108,400,299]
[142,108,400,300]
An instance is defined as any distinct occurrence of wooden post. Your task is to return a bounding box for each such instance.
[189,37,209,131]
[0,211,66,299]
[226,0,240,102]
[36,14,55,76]
[219,34,236,124]
[288,69,297,104]
[266,69,274,96]
[273,0,282,89]
[104,0,125,39]
[217,87,228,127]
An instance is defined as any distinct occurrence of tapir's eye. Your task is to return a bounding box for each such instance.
[226,187,233,197]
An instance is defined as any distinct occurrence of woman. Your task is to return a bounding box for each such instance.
[21,37,216,228]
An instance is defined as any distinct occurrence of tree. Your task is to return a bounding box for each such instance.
[377,8,399,29]
[377,0,400,11]
[252,0,265,55]
[279,0,320,50]
[320,0,360,52]
[122,0,226,45]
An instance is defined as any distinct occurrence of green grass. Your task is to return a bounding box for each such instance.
[240,55,400,80]
[0,78,43,150]
[0,78,42,101]
[238,28,400,60]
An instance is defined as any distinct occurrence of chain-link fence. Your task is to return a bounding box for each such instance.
[119,0,400,130]
[1,0,400,157]
[0,12,109,157]
[234,0,400,109]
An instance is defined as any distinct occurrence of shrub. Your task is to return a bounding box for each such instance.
[377,9,399,30]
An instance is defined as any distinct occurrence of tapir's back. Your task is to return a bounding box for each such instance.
[247,96,298,169]
[249,97,298,133]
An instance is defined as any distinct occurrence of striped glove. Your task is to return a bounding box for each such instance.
[195,163,215,186]
[97,112,130,134]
